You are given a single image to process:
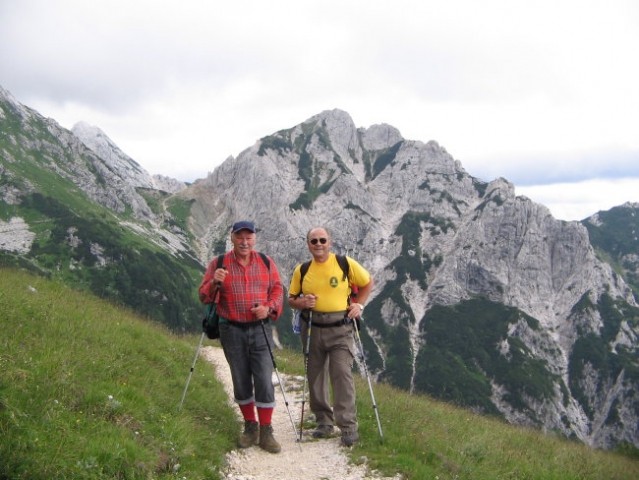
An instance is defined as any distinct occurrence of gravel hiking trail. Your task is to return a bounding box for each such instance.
[200,345,402,480]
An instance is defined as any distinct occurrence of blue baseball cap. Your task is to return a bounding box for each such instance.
[231,221,256,233]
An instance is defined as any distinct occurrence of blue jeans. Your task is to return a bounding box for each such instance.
[219,320,275,408]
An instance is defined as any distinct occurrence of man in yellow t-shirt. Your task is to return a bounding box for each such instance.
[288,227,373,447]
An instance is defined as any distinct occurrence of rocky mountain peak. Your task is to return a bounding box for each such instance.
[359,122,404,151]
[72,122,153,190]
[3,85,638,451]
[176,109,639,450]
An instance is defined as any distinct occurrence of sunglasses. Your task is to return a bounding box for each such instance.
[309,237,328,245]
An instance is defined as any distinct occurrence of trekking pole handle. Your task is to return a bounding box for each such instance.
[213,266,227,286]
[297,293,317,310]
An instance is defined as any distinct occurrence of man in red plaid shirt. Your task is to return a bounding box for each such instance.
[199,220,284,453]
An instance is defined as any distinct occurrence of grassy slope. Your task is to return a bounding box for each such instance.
[0,268,236,479]
[1,268,638,480]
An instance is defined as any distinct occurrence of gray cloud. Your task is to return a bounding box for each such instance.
[1,0,638,220]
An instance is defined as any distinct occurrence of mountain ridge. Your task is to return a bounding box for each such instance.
[174,107,639,449]
[1,86,638,450]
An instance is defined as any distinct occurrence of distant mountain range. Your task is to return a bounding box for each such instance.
[1,84,637,451]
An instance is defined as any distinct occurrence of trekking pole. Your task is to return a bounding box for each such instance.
[352,317,384,441]
[178,330,206,411]
[299,310,312,442]
[179,284,220,412]
[259,318,302,450]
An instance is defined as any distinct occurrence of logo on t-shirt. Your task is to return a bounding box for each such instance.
[330,276,338,288]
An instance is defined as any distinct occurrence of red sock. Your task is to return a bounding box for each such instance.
[239,402,256,422]
[257,407,273,426]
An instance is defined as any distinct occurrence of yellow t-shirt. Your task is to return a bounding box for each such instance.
[288,253,371,312]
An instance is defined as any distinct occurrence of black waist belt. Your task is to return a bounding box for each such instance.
[227,319,269,329]
[312,318,353,328]
[301,310,350,328]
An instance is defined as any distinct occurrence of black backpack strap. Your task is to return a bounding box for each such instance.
[336,254,353,304]
[258,251,270,270]
[298,260,312,294]
[335,254,350,281]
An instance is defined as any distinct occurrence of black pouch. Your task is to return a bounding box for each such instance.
[202,304,220,339]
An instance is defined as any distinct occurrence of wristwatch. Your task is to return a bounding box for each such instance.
[355,303,365,311]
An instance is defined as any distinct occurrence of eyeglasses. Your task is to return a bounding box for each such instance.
[309,238,328,245]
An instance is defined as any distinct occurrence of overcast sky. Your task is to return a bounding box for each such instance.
[1,0,638,221]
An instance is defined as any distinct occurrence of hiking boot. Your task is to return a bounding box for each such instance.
[341,430,359,447]
[238,420,259,448]
[258,424,281,453]
[312,424,334,439]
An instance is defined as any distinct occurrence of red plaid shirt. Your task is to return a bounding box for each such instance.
[198,251,283,322]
